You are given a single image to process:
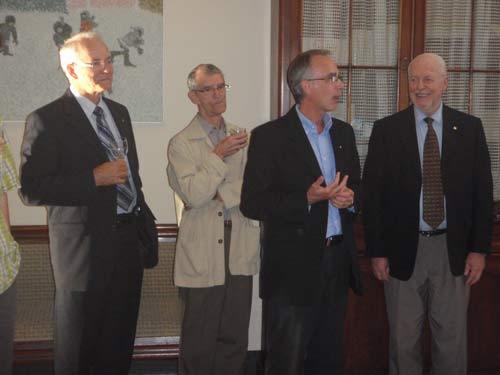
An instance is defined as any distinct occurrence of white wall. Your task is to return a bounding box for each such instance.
[7,0,272,225]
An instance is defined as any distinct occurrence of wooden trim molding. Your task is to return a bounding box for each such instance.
[11,224,179,243]
[12,220,500,365]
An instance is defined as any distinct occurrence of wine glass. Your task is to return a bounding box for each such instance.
[109,137,128,160]
[229,127,246,136]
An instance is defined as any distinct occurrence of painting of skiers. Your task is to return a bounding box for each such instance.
[0,0,163,122]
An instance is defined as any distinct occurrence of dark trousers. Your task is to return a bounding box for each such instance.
[79,220,143,375]
[0,279,16,375]
[179,226,253,375]
[264,240,351,375]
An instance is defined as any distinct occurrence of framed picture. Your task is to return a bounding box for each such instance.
[0,0,163,123]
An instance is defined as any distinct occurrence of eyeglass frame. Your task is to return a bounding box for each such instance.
[191,83,231,94]
[304,72,346,85]
[73,56,114,70]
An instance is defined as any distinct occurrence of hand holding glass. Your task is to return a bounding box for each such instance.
[109,137,128,160]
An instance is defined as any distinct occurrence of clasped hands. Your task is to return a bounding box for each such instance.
[306,172,354,209]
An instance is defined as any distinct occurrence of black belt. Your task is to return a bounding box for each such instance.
[325,235,343,247]
[224,220,232,227]
[419,229,447,237]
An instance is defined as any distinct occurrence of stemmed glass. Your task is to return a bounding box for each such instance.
[229,127,246,136]
[109,137,128,160]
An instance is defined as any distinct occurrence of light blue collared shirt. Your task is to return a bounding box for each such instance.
[70,86,137,214]
[414,103,447,230]
[296,106,342,237]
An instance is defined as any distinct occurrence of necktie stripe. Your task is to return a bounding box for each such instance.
[93,106,135,212]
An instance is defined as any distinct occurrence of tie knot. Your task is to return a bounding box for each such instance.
[424,117,434,126]
[93,106,104,118]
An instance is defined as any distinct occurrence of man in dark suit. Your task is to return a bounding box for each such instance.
[363,53,492,375]
[241,49,362,375]
[20,32,157,375]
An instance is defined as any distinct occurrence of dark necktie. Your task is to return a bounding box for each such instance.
[422,117,444,229]
[93,106,135,212]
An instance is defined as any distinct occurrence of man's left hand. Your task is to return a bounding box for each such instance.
[464,252,486,286]
[330,186,354,209]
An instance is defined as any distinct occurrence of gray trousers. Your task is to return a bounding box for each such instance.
[0,280,16,375]
[384,234,470,375]
[179,226,253,375]
[54,289,85,375]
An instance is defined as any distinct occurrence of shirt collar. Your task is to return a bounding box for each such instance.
[295,105,333,135]
[198,113,226,136]
[70,85,105,116]
[414,102,443,128]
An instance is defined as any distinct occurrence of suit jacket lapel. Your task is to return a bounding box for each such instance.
[441,104,459,169]
[402,106,422,182]
[104,97,128,140]
[329,118,345,173]
[284,107,322,181]
[62,89,107,162]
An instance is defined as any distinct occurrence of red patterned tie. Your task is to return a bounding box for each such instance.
[422,117,444,229]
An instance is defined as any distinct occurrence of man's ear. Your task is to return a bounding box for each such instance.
[66,64,78,80]
[188,90,198,105]
[300,80,310,97]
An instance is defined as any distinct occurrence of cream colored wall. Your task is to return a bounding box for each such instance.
[7,0,272,225]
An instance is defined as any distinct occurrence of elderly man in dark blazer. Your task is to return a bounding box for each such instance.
[363,52,492,375]
[20,32,157,375]
[241,49,362,375]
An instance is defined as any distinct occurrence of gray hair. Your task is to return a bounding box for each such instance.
[408,53,448,77]
[287,49,331,103]
[187,64,224,90]
[59,32,106,76]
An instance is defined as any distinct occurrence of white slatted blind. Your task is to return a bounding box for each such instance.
[302,0,400,169]
[425,0,500,199]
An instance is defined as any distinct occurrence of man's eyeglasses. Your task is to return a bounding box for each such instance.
[192,83,230,94]
[75,56,113,70]
[304,73,345,85]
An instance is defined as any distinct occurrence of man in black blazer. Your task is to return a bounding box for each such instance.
[20,32,157,375]
[241,49,362,375]
[363,53,492,375]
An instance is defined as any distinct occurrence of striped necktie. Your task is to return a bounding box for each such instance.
[93,106,135,212]
[422,117,444,229]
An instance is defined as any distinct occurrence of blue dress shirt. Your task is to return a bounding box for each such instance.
[296,106,342,237]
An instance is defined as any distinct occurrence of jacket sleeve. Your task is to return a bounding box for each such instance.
[345,125,362,213]
[20,111,97,206]
[362,121,387,257]
[240,126,309,222]
[167,135,228,209]
[217,143,248,210]
[471,119,493,253]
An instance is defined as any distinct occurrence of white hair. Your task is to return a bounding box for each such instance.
[408,53,448,77]
[59,32,105,76]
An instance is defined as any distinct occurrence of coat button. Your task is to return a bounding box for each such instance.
[218,239,223,244]
[218,212,222,216]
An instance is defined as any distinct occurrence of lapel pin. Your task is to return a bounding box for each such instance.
[339,145,343,149]
[452,125,457,131]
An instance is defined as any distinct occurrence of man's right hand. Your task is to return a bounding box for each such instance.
[371,257,390,281]
[93,160,128,186]
[213,132,248,159]
[307,173,349,205]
